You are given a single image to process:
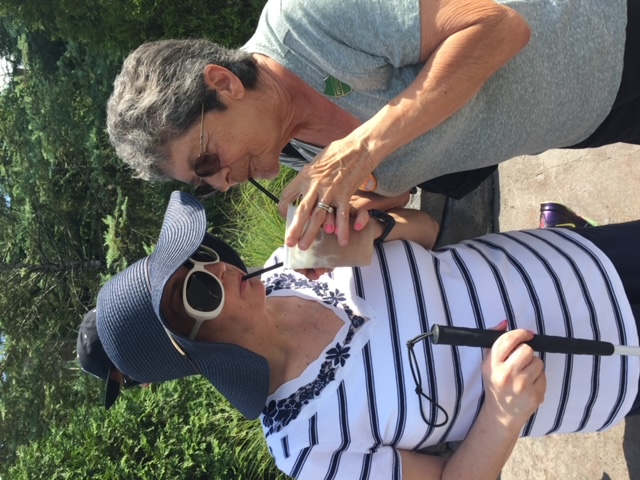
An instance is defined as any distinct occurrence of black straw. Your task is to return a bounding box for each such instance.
[249,178,279,204]
[242,262,284,281]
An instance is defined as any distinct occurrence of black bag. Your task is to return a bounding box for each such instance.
[417,165,497,200]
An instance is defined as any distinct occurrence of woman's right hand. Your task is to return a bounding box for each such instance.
[481,326,547,428]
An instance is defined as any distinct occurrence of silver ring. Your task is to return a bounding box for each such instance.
[316,201,334,214]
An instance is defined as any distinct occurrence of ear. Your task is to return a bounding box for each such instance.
[203,64,245,99]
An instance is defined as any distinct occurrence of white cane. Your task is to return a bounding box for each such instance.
[428,324,640,357]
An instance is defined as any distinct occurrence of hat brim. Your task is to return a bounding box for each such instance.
[104,369,121,409]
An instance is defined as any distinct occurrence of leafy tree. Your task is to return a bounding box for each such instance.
[0,0,270,476]
[0,0,264,57]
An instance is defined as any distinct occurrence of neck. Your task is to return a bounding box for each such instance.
[252,55,308,138]
[252,54,360,145]
[260,295,343,394]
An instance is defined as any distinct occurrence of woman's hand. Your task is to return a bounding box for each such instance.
[294,267,334,280]
[400,325,545,480]
[482,323,546,428]
[279,136,377,250]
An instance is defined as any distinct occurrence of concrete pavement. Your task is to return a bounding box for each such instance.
[421,142,640,479]
[497,143,640,480]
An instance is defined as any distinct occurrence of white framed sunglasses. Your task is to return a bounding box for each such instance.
[183,245,225,339]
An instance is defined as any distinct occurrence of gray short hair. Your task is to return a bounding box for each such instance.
[107,39,258,181]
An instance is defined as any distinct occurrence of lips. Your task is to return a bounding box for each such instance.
[239,274,247,293]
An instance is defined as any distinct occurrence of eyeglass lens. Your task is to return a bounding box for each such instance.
[186,271,223,313]
[185,247,223,314]
[195,153,222,179]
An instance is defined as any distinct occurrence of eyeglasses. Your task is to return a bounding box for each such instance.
[183,245,225,340]
[406,332,450,427]
[195,101,222,186]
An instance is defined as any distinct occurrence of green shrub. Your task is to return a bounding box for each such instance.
[221,168,296,267]
[9,377,288,480]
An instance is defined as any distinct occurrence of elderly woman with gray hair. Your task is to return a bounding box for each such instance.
[106,0,640,251]
[97,191,640,480]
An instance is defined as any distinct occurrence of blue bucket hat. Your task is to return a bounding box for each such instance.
[96,191,270,419]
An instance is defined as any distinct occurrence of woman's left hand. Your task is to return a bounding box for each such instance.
[279,136,376,250]
[482,326,546,427]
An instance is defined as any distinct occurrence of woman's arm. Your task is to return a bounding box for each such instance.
[399,327,546,479]
[349,190,412,213]
[280,0,530,250]
[370,208,440,250]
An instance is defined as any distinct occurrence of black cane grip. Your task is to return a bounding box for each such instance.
[430,325,615,356]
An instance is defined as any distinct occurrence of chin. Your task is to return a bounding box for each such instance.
[259,167,280,180]
[255,159,281,179]
[254,279,267,296]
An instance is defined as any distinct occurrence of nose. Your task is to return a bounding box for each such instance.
[202,167,232,192]
[205,261,226,279]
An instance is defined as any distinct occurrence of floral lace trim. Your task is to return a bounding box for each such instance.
[261,272,367,436]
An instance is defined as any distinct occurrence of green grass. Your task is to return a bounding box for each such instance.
[221,168,296,268]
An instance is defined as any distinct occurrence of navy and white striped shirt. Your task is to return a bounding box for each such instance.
[260,228,638,479]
